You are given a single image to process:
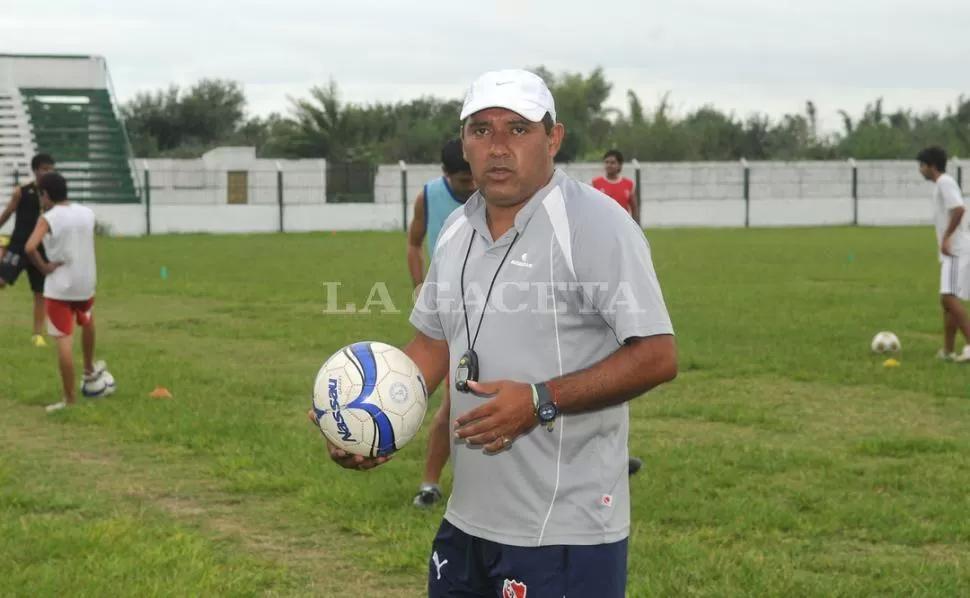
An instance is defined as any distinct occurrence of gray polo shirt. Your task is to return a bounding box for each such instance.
[410,168,674,548]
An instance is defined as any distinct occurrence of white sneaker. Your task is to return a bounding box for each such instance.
[953,347,970,363]
[412,484,442,509]
[936,349,956,361]
[45,401,68,413]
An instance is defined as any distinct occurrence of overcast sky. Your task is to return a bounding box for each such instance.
[2,0,968,134]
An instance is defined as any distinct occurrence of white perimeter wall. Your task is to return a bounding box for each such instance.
[0,55,107,90]
[2,153,965,237]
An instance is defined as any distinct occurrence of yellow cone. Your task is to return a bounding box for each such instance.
[883,358,900,368]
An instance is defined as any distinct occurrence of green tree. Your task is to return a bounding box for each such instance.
[121,69,970,166]
[527,66,613,161]
[121,79,248,157]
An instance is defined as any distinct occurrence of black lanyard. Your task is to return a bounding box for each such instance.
[454,228,520,392]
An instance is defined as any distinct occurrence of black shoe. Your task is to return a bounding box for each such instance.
[628,457,643,476]
[412,484,442,509]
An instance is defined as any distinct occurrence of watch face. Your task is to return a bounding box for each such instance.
[538,404,556,421]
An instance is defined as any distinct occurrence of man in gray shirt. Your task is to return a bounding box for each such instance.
[314,68,677,597]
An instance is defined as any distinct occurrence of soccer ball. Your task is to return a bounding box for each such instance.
[871,331,901,354]
[312,341,428,458]
[81,368,116,398]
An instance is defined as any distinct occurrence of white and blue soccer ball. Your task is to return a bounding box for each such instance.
[81,365,117,398]
[312,341,428,458]
[871,331,901,354]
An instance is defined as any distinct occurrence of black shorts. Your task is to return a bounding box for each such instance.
[427,518,629,598]
[0,245,46,293]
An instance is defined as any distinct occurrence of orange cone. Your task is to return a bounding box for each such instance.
[150,387,173,399]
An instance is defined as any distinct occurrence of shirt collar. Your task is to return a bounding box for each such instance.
[464,168,567,242]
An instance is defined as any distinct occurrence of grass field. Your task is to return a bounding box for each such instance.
[3,226,970,597]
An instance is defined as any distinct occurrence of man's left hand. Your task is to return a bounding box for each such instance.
[454,380,537,454]
[942,236,954,256]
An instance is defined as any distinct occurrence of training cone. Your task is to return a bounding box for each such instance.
[883,358,900,368]
[150,387,173,399]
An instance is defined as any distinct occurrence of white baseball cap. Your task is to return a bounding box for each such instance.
[459,69,557,123]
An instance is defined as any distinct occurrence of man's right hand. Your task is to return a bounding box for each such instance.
[942,236,954,257]
[306,409,392,471]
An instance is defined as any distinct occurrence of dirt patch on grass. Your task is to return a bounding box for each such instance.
[65,451,120,464]
[0,400,425,598]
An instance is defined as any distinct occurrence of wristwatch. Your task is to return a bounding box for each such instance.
[532,382,558,430]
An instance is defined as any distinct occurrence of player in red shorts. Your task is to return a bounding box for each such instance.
[592,149,639,224]
[24,172,108,413]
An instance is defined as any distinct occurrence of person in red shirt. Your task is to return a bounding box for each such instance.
[591,149,645,477]
[592,149,639,224]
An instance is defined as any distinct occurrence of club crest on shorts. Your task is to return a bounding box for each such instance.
[502,578,527,598]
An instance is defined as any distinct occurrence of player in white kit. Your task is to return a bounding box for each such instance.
[917,146,970,362]
[23,172,110,412]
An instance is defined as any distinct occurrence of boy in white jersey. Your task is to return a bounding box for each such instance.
[917,146,970,362]
[24,172,109,412]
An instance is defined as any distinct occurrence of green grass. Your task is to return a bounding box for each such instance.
[2,226,970,597]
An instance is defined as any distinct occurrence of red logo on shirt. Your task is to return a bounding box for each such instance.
[502,579,527,597]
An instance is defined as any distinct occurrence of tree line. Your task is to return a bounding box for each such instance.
[120,66,970,165]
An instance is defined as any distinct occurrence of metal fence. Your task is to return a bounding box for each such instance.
[0,159,964,236]
[135,159,966,233]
